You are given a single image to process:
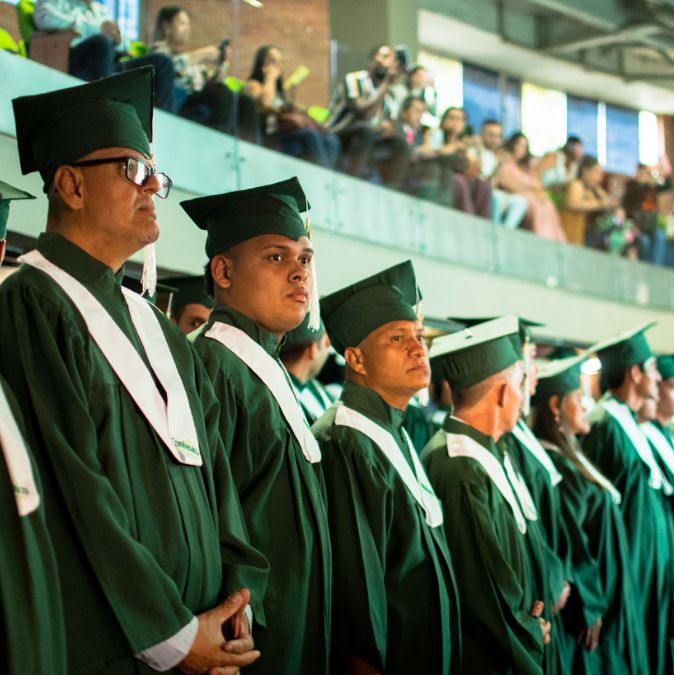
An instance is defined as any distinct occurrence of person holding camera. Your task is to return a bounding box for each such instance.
[152,6,259,142]
[326,44,412,188]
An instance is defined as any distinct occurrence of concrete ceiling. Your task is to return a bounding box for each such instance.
[420,0,674,112]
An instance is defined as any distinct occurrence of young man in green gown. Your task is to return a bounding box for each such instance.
[313,260,461,675]
[164,275,214,334]
[0,69,268,674]
[422,315,550,675]
[182,177,332,675]
[583,324,674,675]
[0,180,67,675]
[280,314,333,424]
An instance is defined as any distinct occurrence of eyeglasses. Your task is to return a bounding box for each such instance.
[71,156,173,199]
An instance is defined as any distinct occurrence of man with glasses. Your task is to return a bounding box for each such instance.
[1,67,269,674]
[583,325,674,675]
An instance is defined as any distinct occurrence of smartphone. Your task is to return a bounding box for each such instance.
[284,65,310,90]
[394,44,410,70]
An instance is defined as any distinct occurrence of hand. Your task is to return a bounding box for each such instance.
[100,20,121,46]
[578,617,602,651]
[177,590,260,675]
[552,581,571,616]
[530,600,551,646]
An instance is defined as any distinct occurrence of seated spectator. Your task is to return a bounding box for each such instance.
[398,96,443,202]
[562,155,616,245]
[496,132,566,241]
[244,45,340,168]
[391,63,438,128]
[436,107,492,218]
[474,119,528,229]
[33,0,174,111]
[151,6,258,142]
[537,135,584,207]
[326,44,411,187]
[623,162,671,265]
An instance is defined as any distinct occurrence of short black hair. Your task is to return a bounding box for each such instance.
[401,95,426,111]
[600,361,647,394]
[368,44,390,60]
[577,154,599,178]
[204,259,215,297]
[481,118,501,128]
[154,6,187,42]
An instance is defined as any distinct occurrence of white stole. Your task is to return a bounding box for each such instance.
[20,250,202,466]
[335,403,443,527]
[512,419,563,486]
[204,322,321,463]
[603,398,668,492]
[445,431,527,534]
[503,451,539,522]
[0,385,40,515]
[640,422,674,495]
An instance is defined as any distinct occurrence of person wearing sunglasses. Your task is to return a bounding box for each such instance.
[2,67,269,674]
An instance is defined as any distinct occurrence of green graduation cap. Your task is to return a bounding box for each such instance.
[281,314,326,354]
[657,355,674,381]
[423,316,464,341]
[430,315,522,391]
[162,275,214,317]
[0,179,35,240]
[12,67,154,190]
[593,322,655,378]
[450,315,543,352]
[180,177,311,258]
[531,354,586,407]
[320,260,421,355]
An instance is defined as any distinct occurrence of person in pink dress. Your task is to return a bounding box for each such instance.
[496,132,566,242]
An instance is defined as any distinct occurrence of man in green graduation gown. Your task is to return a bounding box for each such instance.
[583,324,674,675]
[280,314,333,424]
[1,69,269,674]
[0,181,67,675]
[164,275,215,334]
[182,177,332,675]
[313,260,460,675]
[421,315,550,675]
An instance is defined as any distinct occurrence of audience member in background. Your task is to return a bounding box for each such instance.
[326,44,411,187]
[151,6,258,142]
[475,119,528,229]
[496,132,566,241]
[245,45,339,169]
[562,155,616,246]
[34,0,175,111]
[538,136,584,208]
[391,63,438,128]
[436,107,492,218]
[623,162,670,266]
[399,96,445,202]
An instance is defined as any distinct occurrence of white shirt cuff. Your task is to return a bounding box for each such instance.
[135,616,198,672]
[244,605,253,634]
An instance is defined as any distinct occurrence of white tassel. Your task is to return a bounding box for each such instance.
[307,254,320,330]
[522,340,532,417]
[417,387,430,407]
[141,243,157,298]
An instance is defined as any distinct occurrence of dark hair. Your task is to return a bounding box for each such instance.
[565,135,582,147]
[401,95,426,112]
[154,5,187,42]
[481,118,501,129]
[530,395,604,488]
[440,106,465,123]
[368,44,390,60]
[577,154,599,179]
[204,259,215,297]
[406,63,425,76]
[599,361,647,394]
[503,131,531,165]
[249,45,284,96]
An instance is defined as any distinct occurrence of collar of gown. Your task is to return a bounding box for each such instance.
[208,304,280,357]
[340,380,405,433]
[443,414,502,458]
[37,232,125,292]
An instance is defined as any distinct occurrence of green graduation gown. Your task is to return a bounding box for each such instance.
[289,373,333,424]
[194,306,332,675]
[500,425,570,674]
[0,377,66,675]
[0,234,268,674]
[583,396,674,675]
[313,381,461,674]
[422,417,545,675]
[402,397,433,454]
[546,446,649,674]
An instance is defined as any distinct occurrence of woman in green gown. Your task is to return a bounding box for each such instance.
[529,356,649,674]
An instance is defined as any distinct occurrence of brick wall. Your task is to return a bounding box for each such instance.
[141,0,331,108]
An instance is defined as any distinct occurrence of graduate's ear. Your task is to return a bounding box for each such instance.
[495,381,508,409]
[628,363,643,386]
[52,165,85,211]
[211,254,233,290]
[307,341,319,361]
[548,395,561,419]
[344,346,367,376]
